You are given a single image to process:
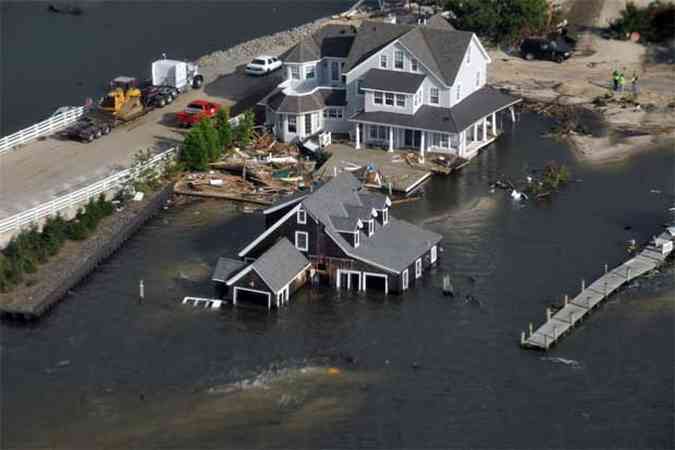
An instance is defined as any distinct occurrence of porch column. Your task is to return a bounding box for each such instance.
[420,131,425,160]
[355,123,361,149]
[491,112,497,135]
[388,126,394,152]
[460,131,466,157]
[473,122,478,143]
[482,117,487,141]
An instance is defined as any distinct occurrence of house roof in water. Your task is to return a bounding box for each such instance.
[361,68,426,94]
[300,172,441,272]
[212,257,247,283]
[282,24,357,63]
[249,238,309,293]
[262,88,346,114]
[351,86,520,133]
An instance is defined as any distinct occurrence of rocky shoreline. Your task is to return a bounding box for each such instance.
[195,16,343,84]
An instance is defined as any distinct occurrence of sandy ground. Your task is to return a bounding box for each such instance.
[490,0,675,163]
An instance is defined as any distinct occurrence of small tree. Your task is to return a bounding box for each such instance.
[41,214,68,256]
[233,110,256,148]
[181,122,211,171]
[214,108,233,149]
[196,118,221,162]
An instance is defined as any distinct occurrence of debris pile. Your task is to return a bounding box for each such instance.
[175,130,316,205]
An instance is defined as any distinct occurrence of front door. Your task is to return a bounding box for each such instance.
[404,129,421,148]
[305,114,312,136]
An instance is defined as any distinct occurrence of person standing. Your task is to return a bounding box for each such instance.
[612,69,619,91]
[618,72,626,93]
[631,72,640,96]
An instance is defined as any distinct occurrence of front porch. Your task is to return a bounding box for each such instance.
[352,110,506,160]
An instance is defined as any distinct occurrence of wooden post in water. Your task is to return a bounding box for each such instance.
[139,279,144,304]
[520,331,526,346]
[564,294,569,306]
[528,322,533,337]
[581,279,585,292]
[604,263,608,274]
[546,307,551,321]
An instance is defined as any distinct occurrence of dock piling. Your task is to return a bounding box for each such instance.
[139,279,144,304]
[581,279,585,292]
[520,331,526,346]
[546,307,551,321]
[528,322,533,337]
[604,263,608,274]
[564,294,568,306]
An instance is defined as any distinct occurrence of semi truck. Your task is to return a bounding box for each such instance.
[61,58,204,142]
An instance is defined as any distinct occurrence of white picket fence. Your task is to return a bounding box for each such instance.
[0,107,85,155]
[0,147,177,235]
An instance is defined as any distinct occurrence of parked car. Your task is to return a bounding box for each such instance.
[176,100,221,127]
[245,56,282,75]
[520,38,572,63]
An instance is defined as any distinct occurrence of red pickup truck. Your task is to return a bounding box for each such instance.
[176,100,221,127]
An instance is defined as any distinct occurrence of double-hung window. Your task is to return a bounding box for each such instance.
[430,87,439,105]
[304,65,315,79]
[382,208,389,225]
[402,269,409,290]
[430,245,437,264]
[440,134,449,148]
[290,66,300,80]
[288,116,297,133]
[395,94,405,108]
[297,209,306,224]
[295,231,308,251]
[415,258,422,279]
[368,220,374,236]
[394,50,404,69]
[353,231,360,247]
[374,91,383,105]
[385,93,394,106]
[380,54,388,69]
[411,58,419,72]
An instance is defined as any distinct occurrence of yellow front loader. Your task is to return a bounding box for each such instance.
[99,76,144,121]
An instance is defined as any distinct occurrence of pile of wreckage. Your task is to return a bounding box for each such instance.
[174,130,316,205]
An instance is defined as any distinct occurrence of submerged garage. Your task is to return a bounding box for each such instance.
[364,273,388,294]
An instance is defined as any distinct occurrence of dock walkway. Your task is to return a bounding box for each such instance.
[521,244,671,350]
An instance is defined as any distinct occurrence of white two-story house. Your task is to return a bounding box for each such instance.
[260,15,520,160]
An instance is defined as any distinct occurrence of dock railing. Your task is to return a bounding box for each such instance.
[0,107,85,155]
[0,147,177,236]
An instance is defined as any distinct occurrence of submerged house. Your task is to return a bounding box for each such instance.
[212,172,442,308]
[259,15,520,160]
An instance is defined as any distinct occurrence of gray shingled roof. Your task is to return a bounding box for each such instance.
[300,172,441,273]
[351,86,520,133]
[343,21,413,73]
[399,27,474,86]
[426,14,454,31]
[283,24,356,63]
[250,238,309,293]
[212,257,246,283]
[358,191,388,210]
[263,88,346,114]
[361,68,426,94]
[343,204,374,221]
[329,215,360,232]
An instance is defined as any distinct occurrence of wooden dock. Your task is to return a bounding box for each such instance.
[521,244,672,350]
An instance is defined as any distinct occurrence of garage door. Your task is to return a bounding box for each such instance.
[364,273,388,294]
[234,287,271,308]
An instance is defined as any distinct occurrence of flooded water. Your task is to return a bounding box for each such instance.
[0,0,353,135]
[1,113,674,449]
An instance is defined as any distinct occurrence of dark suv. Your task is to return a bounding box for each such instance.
[520,38,572,63]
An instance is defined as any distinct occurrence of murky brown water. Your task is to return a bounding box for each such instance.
[1,113,674,449]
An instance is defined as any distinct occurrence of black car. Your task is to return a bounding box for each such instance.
[520,38,572,63]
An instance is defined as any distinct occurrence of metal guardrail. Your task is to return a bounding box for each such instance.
[0,107,85,155]
[0,147,177,235]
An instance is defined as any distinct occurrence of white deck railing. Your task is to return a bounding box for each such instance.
[0,147,177,235]
[0,107,85,155]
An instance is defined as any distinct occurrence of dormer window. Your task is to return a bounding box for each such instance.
[354,231,360,247]
[368,220,374,236]
[411,58,419,72]
[430,87,439,105]
[380,54,388,69]
[297,209,306,224]
[290,66,300,80]
[394,50,404,69]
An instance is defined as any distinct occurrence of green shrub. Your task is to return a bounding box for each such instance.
[445,0,549,44]
[233,110,256,148]
[41,214,68,256]
[215,108,233,149]
[66,209,90,240]
[610,1,675,43]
